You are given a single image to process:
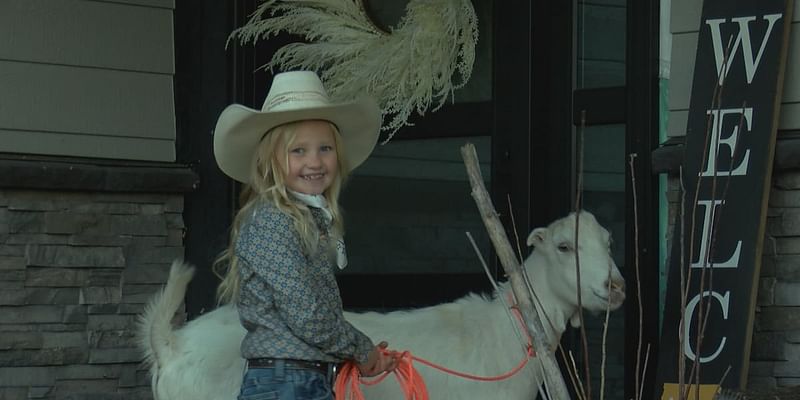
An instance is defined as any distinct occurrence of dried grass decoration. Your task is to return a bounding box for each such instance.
[229,0,478,142]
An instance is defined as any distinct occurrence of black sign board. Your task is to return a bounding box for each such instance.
[655,0,793,398]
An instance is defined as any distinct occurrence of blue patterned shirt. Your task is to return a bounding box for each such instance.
[235,199,373,364]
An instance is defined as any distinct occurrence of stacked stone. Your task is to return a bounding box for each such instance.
[0,190,185,399]
[752,171,800,389]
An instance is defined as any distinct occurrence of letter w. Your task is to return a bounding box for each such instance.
[706,14,782,84]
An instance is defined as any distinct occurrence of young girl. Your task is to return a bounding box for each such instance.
[212,71,396,400]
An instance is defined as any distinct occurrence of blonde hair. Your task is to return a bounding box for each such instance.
[213,120,350,304]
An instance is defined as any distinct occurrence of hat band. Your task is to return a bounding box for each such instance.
[264,90,330,112]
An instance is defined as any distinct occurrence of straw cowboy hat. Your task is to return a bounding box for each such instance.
[213,71,381,183]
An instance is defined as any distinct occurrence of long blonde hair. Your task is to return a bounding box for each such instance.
[213,120,350,304]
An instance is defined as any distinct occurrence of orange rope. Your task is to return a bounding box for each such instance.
[338,350,430,400]
[335,304,535,400]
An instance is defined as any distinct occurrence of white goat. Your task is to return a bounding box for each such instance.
[138,211,626,400]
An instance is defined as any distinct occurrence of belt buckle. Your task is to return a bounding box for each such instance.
[328,363,338,386]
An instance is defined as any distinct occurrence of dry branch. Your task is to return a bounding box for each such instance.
[461,143,571,399]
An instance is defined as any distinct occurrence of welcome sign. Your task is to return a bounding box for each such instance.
[656,0,793,398]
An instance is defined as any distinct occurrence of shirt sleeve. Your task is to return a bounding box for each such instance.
[236,205,373,363]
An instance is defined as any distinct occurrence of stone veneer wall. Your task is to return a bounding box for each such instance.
[753,171,800,388]
[0,189,186,399]
[666,169,800,390]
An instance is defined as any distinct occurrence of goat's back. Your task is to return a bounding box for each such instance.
[148,294,542,400]
[345,293,542,400]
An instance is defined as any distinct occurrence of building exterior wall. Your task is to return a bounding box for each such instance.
[0,0,177,162]
[753,171,800,388]
[0,189,185,399]
[0,2,189,396]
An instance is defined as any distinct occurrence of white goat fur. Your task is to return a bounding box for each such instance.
[138,211,626,400]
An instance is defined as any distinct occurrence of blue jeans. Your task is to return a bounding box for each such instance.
[238,360,335,400]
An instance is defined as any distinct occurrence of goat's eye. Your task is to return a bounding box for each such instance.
[557,243,571,253]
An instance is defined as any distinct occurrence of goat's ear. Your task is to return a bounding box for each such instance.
[569,312,582,328]
[526,228,547,247]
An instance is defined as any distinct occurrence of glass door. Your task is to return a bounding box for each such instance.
[570,0,661,398]
[339,0,496,310]
[571,1,628,398]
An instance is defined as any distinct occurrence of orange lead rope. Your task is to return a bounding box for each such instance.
[334,302,535,400]
[335,350,428,400]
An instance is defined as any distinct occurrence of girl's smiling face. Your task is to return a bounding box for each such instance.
[282,120,339,195]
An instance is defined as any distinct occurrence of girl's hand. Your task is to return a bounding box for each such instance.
[357,341,399,377]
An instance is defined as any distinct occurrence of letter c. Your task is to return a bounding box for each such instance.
[683,291,730,362]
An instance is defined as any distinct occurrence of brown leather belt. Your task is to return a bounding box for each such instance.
[247,358,333,375]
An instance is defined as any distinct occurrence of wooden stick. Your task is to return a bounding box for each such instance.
[461,143,570,399]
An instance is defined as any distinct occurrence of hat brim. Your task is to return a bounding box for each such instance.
[213,97,381,183]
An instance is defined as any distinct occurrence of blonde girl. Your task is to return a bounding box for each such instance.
[214,120,347,304]
[212,71,396,400]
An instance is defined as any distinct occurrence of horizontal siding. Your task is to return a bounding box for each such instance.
[668,0,800,137]
[667,110,688,138]
[669,26,800,109]
[670,0,703,34]
[668,103,800,137]
[0,61,175,140]
[667,33,698,112]
[0,0,174,74]
[0,129,175,161]
[0,0,176,162]
[672,0,799,33]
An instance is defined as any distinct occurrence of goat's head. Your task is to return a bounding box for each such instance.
[525,211,626,327]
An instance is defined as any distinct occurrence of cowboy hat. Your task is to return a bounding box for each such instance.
[213,71,381,183]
